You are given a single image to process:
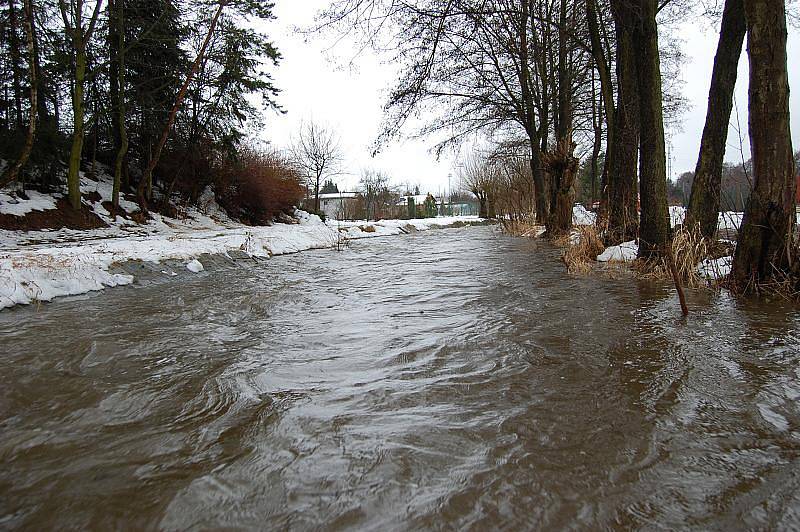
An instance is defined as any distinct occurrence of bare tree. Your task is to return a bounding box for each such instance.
[59,0,104,210]
[291,120,343,214]
[460,152,498,219]
[359,169,392,220]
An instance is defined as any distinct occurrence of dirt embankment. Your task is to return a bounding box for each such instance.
[0,193,108,231]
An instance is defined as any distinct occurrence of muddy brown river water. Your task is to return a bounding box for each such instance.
[1,226,800,530]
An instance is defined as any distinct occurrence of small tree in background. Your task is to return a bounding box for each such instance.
[320,179,339,194]
[291,120,342,214]
[360,169,394,220]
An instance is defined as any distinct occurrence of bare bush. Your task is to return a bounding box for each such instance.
[216,148,304,225]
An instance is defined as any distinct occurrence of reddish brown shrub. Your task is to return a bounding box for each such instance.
[216,148,304,225]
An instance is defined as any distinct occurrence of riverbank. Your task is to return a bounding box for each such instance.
[0,184,487,310]
[515,205,795,286]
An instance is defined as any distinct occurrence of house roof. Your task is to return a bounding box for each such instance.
[319,192,358,200]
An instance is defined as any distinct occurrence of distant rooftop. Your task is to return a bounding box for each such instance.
[318,192,358,199]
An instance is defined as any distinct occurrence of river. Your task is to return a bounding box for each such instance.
[1,226,799,530]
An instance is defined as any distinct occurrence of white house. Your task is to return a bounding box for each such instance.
[318,192,359,220]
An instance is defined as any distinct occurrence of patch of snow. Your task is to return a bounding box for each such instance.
[295,209,324,226]
[573,204,596,226]
[0,190,59,216]
[670,206,685,228]
[719,211,743,231]
[698,255,732,280]
[0,254,133,308]
[597,240,638,262]
[186,259,204,273]
[196,187,233,224]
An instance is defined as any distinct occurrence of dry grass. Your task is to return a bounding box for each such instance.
[722,261,800,300]
[561,225,605,274]
[501,218,545,238]
[670,227,711,288]
[627,227,725,289]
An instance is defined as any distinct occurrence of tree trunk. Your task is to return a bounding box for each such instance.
[8,0,23,130]
[137,0,226,212]
[544,136,579,236]
[587,0,614,224]
[61,0,103,210]
[546,0,575,236]
[0,0,37,188]
[478,194,488,218]
[30,0,49,128]
[314,173,321,213]
[530,147,549,222]
[108,0,127,214]
[731,0,795,288]
[67,42,87,210]
[684,0,746,240]
[634,0,670,259]
[591,116,601,206]
[607,0,640,244]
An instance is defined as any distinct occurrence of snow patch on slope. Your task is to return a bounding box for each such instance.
[0,190,59,216]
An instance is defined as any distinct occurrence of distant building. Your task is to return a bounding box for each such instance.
[319,192,359,220]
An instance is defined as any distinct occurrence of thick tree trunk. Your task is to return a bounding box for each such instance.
[546,0,575,236]
[530,146,549,222]
[544,136,579,236]
[731,0,795,288]
[634,0,670,259]
[478,195,488,218]
[0,0,37,187]
[684,0,746,239]
[607,0,639,244]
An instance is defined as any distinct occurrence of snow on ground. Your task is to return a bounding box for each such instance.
[0,190,59,216]
[597,240,638,262]
[0,175,484,309]
[573,204,596,226]
[331,215,482,239]
[186,259,204,273]
[698,256,733,280]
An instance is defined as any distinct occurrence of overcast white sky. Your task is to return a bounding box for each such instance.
[258,2,799,194]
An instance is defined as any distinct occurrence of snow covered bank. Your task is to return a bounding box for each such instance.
[1,176,485,310]
[0,214,483,310]
[0,213,486,310]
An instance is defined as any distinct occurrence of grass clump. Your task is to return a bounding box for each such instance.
[561,225,605,274]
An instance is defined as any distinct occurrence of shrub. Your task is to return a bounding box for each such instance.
[562,225,605,273]
[216,148,304,225]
